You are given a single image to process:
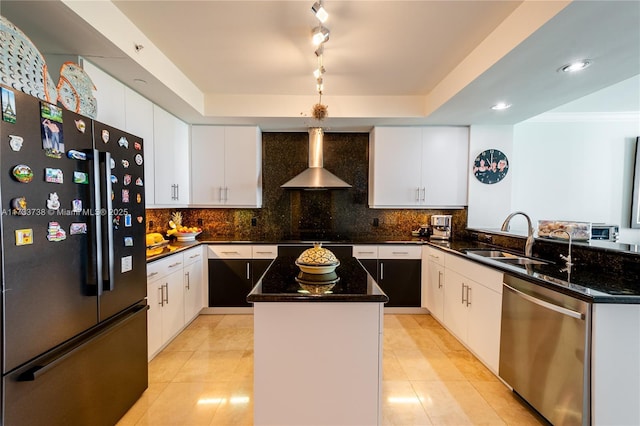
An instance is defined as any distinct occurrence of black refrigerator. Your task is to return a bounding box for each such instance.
[0,86,148,425]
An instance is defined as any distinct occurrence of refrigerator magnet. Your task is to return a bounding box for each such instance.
[46,192,61,210]
[73,171,89,184]
[113,215,120,228]
[124,236,133,247]
[121,159,129,168]
[46,222,67,242]
[74,119,86,133]
[118,137,129,148]
[136,193,142,204]
[121,255,133,273]
[67,150,87,160]
[135,177,143,186]
[72,199,82,212]
[137,216,143,223]
[101,129,109,143]
[9,135,23,151]
[110,158,115,169]
[123,174,131,186]
[134,141,142,150]
[12,164,34,183]
[110,175,118,184]
[2,88,17,123]
[69,223,87,235]
[15,229,33,246]
[134,154,143,166]
[122,189,130,203]
[124,214,132,227]
[10,197,27,215]
[40,103,64,159]
[45,168,64,183]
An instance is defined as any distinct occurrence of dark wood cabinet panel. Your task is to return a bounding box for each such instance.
[377,259,421,307]
[208,259,253,307]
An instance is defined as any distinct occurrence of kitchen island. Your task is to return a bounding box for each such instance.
[247,256,388,426]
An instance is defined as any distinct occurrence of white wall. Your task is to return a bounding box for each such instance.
[467,126,514,230]
[512,118,639,242]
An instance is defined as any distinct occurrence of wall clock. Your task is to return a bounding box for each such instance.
[472,149,509,184]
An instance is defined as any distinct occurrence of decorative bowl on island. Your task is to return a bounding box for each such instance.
[173,231,202,242]
[295,243,340,274]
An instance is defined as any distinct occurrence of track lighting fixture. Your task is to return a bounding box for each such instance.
[312,26,330,46]
[312,1,329,23]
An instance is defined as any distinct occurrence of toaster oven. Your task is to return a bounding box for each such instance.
[590,224,619,241]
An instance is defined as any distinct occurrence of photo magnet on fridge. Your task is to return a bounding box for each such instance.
[40,102,64,159]
[15,229,33,246]
[1,87,16,123]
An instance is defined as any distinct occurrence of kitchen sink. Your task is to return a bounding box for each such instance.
[494,257,549,265]
[464,249,522,259]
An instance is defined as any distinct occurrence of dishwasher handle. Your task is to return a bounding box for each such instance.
[503,283,584,319]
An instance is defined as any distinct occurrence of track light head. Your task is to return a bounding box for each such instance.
[311,1,329,23]
[312,26,330,46]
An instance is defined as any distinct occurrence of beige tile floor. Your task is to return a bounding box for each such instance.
[117,314,545,426]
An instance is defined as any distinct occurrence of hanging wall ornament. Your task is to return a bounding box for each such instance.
[57,62,97,118]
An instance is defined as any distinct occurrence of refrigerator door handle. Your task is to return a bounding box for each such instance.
[99,151,116,292]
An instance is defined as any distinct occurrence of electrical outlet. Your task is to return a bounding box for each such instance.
[372,218,379,227]
[251,217,258,227]
[148,220,154,230]
[197,218,203,226]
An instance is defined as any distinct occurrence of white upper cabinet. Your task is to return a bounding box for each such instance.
[191,126,262,208]
[153,105,190,206]
[81,60,126,129]
[124,87,155,205]
[369,126,469,208]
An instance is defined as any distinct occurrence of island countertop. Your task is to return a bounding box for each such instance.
[247,256,389,303]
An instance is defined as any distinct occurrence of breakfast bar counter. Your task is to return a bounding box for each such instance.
[248,255,388,426]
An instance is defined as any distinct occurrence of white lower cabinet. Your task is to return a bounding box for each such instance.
[183,247,204,323]
[147,246,205,360]
[421,246,445,322]
[430,248,503,373]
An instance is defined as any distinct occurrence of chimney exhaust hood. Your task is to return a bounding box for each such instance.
[281,128,352,190]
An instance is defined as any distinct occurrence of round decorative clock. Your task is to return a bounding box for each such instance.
[472,149,509,184]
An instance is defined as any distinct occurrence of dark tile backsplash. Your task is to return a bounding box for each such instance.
[147,132,467,240]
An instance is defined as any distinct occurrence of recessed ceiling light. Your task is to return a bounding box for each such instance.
[491,102,511,111]
[559,59,592,73]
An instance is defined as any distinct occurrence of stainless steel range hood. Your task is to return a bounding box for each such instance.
[281,128,352,190]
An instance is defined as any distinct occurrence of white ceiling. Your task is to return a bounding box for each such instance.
[1,0,639,131]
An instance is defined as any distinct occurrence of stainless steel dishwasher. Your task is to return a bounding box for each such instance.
[499,274,591,426]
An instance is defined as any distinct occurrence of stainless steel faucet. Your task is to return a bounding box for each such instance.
[549,229,574,269]
[500,211,534,258]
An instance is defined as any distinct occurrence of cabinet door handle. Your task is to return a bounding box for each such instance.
[221,251,240,255]
[168,262,182,268]
[225,187,229,202]
[219,187,224,202]
[158,286,164,307]
[380,262,384,280]
[392,251,409,255]
[189,254,200,259]
[421,187,426,202]
[415,187,420,202]
[164,283,169,304]
[429,254,440,260]
[147,271,158,279]
[255,251,274,255]
[185,271,190,290]
[176,184,180,201]
[461,283,466,304]
[357,251,375,255]
[466,285,471,307]
[438,271,443,288]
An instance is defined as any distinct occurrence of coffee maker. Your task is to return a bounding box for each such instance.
[430,215,452,240]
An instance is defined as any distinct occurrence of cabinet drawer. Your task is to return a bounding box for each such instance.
[252,245,278,259]
[147,252,184,282]
[445,254,503,294]
[378,245,421,259]
[182,246,204,266]
[353,245,378,259]
[422,246,445,266]
[208,245,252,259]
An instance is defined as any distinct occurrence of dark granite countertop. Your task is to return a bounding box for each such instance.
[247,256,389,303]
[423,240,640,304]
[146,241,202,262]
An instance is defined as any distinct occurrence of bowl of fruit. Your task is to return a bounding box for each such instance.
[166,212,202,241]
